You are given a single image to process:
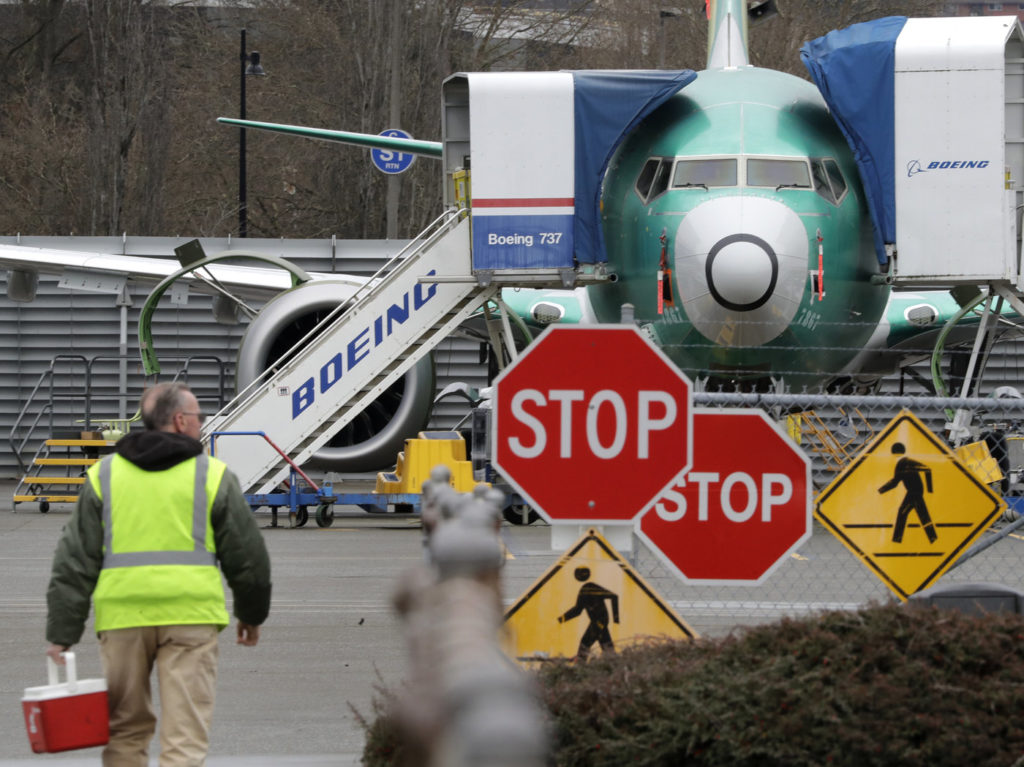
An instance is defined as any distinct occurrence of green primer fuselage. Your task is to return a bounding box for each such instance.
[591,65,889,389]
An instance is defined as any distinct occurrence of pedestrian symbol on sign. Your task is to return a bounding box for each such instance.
[502,528,695,666]
[815,409,1006,600]
[878,442,937,544]
[557,567,620,659]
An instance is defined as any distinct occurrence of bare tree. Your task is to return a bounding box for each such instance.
[210,0,599,240]
[0,0,72,84]
[750,0,948,75]
[0,0,978,241]
[84,0,171,235]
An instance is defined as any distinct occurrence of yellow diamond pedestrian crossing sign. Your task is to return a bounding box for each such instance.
[815,410,1005,600]
[502,528,696,666]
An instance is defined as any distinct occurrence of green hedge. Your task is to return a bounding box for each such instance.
[362,603,1024,766]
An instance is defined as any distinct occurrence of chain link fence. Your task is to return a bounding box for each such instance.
[624,392,1024,637]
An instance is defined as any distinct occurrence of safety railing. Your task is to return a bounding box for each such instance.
[208,430,321,493]
[8,354,229,477]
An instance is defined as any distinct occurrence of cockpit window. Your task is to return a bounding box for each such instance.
[672,159,737,189]
[635,155,842,205]
[635,157,673,203]
[810,159,834,203]
[636,159,660,200]
[824,159,847,201]
[649,161,672,200]
[810,157,848,205]
[747,158,811,189]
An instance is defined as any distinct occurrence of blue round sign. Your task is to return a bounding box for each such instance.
[371,129,416,175]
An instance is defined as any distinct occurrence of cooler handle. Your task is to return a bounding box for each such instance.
[46,651,78,692]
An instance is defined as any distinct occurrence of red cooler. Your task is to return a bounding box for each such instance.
[22,651,109,753]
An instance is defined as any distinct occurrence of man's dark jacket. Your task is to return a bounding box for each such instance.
[46,430,272,646]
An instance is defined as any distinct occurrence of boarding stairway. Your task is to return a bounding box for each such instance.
[203,210,502,496]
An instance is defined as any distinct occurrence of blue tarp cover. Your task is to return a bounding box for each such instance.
[800,17,907,265]
[571,70,697,263]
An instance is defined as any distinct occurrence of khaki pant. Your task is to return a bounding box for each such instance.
[98,625,219,767]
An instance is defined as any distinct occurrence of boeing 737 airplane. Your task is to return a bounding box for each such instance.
[0,0,997,474]
[216,0,976,393]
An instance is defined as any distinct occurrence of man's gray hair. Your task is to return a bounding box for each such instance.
[141,382,191,430]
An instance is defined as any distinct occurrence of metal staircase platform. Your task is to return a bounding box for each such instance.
[203,212,500,495]
[14,438,116,511]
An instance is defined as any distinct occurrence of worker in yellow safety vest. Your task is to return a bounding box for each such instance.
[44,382,272,766]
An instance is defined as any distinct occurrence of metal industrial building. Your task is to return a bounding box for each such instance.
[0,235,490,481]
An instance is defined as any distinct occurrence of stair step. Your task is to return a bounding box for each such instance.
[45,439,115,448]
[24,476,86,485]
[34,458,99,466]
[14,495,79,503]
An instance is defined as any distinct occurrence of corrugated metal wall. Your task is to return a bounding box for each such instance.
[0,236,489,479]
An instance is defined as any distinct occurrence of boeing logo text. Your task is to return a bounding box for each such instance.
[291,270,438,418]
[908,159,990,177]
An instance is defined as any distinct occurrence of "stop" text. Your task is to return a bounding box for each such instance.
[505,388,678,459]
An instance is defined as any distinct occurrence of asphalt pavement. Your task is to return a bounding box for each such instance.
[0,483,576,766]
[6,480,1019,764]
[0,490,430,765]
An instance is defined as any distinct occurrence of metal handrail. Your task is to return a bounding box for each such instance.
[9,405,54,477]
[208,430,320,492]
[9,353,229,478]
[170,355,229,411]
[9,355,89,475]
[203,207,468,433]
[46,355,91,432]
[78,354,229,421]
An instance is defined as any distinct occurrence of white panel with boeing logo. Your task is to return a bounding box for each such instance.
[894,15,1022,284]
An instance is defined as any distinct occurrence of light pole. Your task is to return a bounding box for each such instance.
[239,29,266,238]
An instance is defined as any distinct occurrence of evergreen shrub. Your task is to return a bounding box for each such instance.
[362,603,1024,766]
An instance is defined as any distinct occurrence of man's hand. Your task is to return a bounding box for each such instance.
[46,644,68,665]
[236,622,260,646]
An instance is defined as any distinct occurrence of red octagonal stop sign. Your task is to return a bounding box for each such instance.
[493,325,691,524]
[637,409,811,583]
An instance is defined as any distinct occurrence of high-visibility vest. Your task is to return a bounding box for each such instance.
[89,452,230,631]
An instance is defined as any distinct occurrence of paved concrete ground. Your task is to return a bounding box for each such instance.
[0,498,420,764]
[0,489,565,765]
[6,484,1022,763]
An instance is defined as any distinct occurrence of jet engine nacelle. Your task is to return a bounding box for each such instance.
[234,280,435,472]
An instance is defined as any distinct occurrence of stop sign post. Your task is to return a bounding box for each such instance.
[636,409,811,583]
[493,325,692,524]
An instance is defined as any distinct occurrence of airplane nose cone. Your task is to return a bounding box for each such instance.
[706,233,779,311]
[674,196,808,347]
